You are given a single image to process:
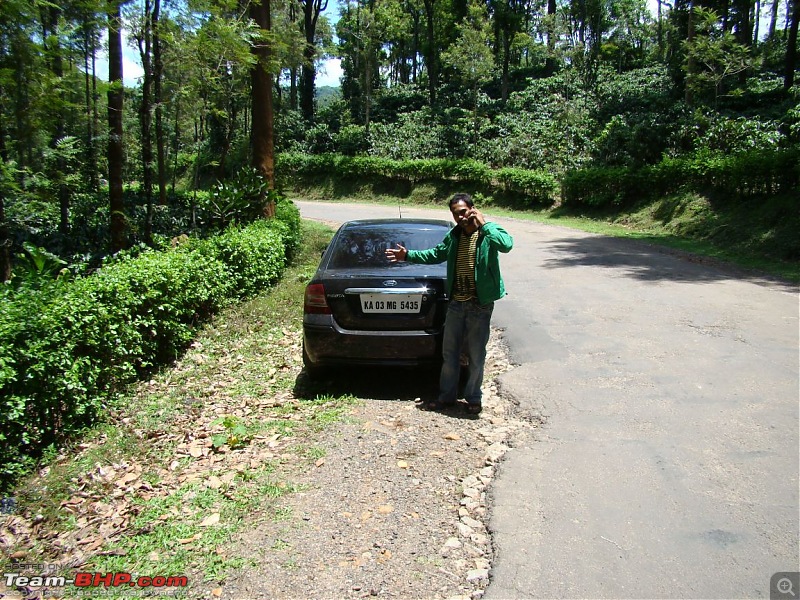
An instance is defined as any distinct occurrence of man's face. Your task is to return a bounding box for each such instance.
[450,200,472,229]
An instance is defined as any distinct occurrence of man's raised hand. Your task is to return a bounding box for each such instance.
[385,244,408,263]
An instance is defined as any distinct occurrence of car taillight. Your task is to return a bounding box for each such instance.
[304,283,331,314]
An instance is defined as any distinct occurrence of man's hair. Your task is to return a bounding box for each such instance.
[448,193,474,209]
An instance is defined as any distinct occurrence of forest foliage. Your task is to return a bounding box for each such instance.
[0,0,797,270]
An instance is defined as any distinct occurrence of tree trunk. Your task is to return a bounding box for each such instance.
[0,90,7,162]
[153,0,167,205]
[685,2,695,104]
[92,42,99,175]
[108,1,127,253]
[0,189,10,283]
[300,0,328,122]
[83,23,98,191]
[0,77,8,280]
[251,0,276,218]
[785,0,798,89]
[300,60,315,122]
[768,0,779,38]
[753,0,761,44]
[423,0,438,105]
[290,67,298,109]
[364,52,372,136]
[140,0,154,243]
[501,32,511,104]
[43,5,70,235]
[546,0,557,74]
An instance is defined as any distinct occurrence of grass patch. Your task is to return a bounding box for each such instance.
[3,219,362,591]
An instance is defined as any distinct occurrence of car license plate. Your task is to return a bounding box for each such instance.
[360,293,422,314]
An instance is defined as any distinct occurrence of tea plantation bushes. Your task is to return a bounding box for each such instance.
[276,153,557,207]
[0,213,297,488]
[562,148,800,207]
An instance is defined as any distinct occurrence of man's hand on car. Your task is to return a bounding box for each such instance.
[385,245,408,262]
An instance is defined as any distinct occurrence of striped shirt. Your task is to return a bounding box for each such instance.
[453,230,478,301]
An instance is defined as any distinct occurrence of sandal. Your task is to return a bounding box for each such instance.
[424,399,455,411]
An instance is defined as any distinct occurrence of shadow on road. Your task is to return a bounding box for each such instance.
[541,235,798,290]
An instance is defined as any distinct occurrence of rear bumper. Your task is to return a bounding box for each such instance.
[303,315,443,367]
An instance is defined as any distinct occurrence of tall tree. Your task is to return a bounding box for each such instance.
[768,0,780,37]
[251,0,276,217]
[491,0,524,102]
[546,0,559,73]
[136,0,155,242]
[41,2,71,234]
[0,161,11,282]
[422,0,439,104]
[786,0,798,88]
[685,6,751,106]
[442,0,494,145]
[75,3,102,190]
[153,0,167,205]
[108,0,127,252]
[300,0,328,122]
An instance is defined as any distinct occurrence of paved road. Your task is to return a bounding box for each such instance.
[294,200,800,599]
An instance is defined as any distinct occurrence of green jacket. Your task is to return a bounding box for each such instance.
[406,222,513,305]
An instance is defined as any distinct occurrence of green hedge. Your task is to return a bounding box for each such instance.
[562,148,800,208]
[0,207,300,488]
[276,153,558,207]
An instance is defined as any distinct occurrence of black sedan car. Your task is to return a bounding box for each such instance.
[302,218,451,374]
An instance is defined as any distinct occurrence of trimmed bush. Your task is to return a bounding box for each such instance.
[562,148,799,208]
[496,168,559,205]
[276,153,557,206]
[0,210,299,489]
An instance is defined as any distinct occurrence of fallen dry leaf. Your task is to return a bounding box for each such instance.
[115,472,140,487]
[444,432,461,441]
[199,513,220,527]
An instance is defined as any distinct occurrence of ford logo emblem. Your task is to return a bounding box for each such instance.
[383,280,398,287]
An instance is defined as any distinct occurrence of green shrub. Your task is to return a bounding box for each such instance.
[194,221,286,299]
[562,148,799,208]
[451,160,491,185]
[0,213,298,490]
[334,125,369,156]
[274,193,302,258]
[199,167,270,230]
[495,168,558,206]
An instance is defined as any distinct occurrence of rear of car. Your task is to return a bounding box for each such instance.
[303,219,451,372]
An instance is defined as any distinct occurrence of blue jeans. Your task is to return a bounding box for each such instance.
[438,299,494,406]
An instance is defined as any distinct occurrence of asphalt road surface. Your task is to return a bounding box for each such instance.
[294,200,800,599]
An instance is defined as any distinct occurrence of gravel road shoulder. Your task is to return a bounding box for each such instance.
[220,329,535,600]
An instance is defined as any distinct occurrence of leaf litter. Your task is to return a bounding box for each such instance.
[1,321,533,600]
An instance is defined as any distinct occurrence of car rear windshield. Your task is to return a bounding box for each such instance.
[327,223,450,269]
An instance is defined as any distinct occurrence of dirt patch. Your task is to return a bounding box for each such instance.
[219,329,531,600]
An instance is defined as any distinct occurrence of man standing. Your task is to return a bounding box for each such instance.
[385,193,513,415]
